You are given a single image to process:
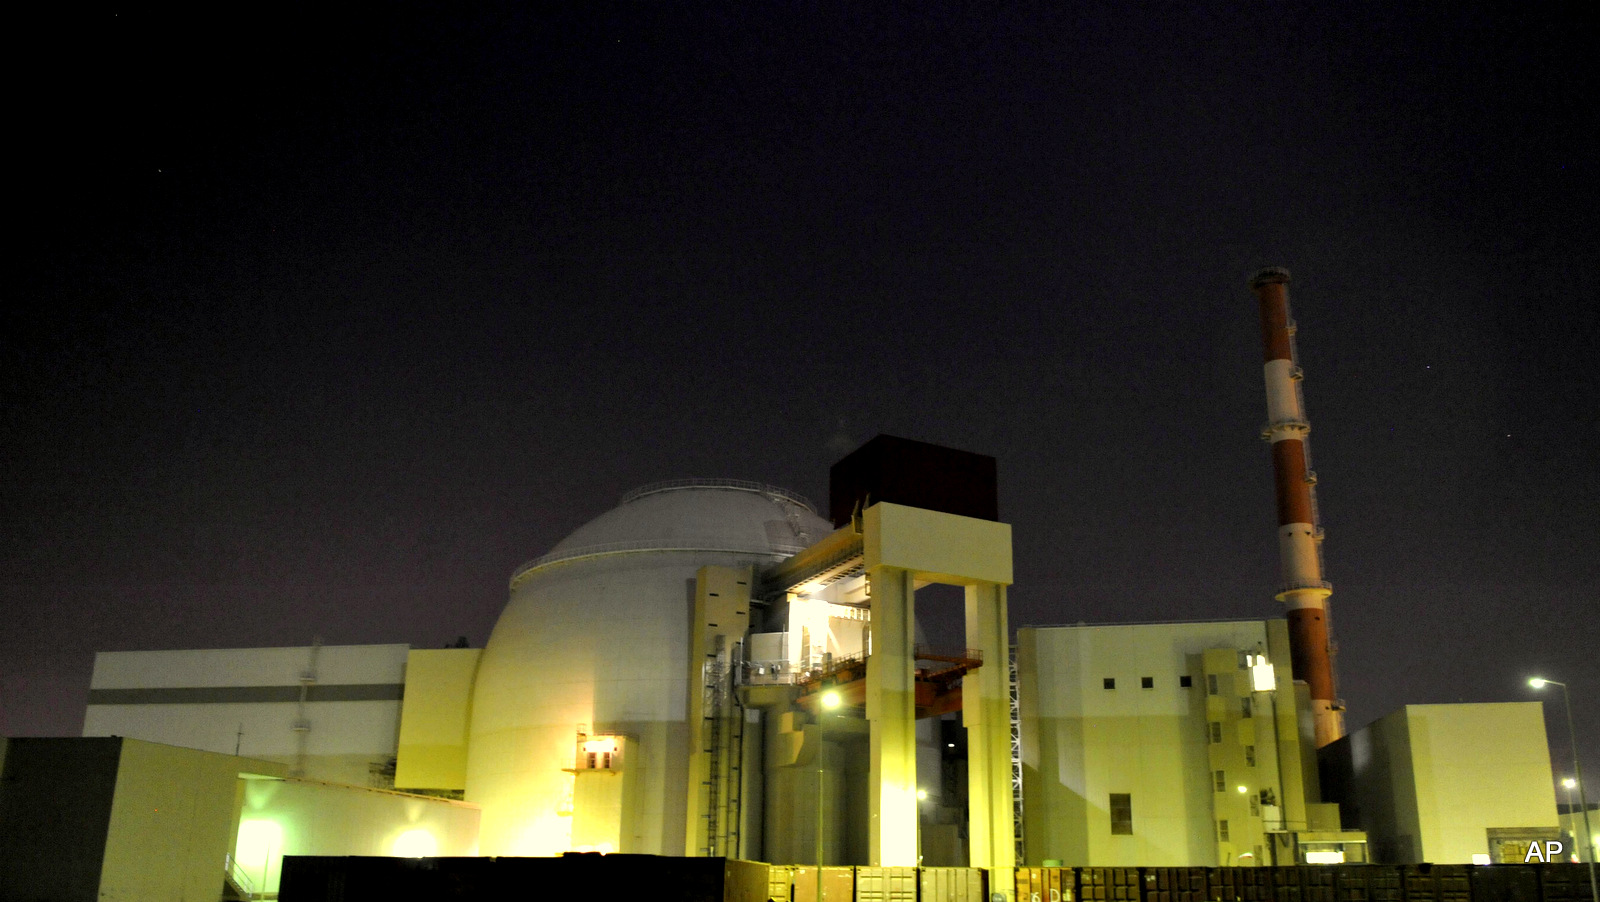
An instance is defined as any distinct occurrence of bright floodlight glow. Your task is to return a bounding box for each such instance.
[393,828,438,858]
[917,788,929,801]
[822,691,841,709]
[1530,677,1548,688]
[1238,785,1249,794]
[1249,655,1277,692]
[1564,777,1578,788]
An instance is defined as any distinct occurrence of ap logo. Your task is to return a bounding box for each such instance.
[1524,840,1565,862]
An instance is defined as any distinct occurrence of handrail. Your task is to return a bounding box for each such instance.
[225,853,259,900]
[619,478,816,512]
[511,537,809,588]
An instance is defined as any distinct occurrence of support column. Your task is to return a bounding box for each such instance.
[965,582,1015,893]
[865,565,919,866]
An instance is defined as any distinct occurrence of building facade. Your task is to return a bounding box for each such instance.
[1016,619,1361,867]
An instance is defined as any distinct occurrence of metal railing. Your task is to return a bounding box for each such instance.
[225,853,260,900]
[620,478,816,512]
[511,537,809,588]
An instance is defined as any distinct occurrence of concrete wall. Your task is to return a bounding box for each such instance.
[0,737,287,902]
[1018,620,1305,867]
[102,739,268,902]
[395,648,481,791]
[0,737,122,901]
[84,644,409,785]
[235,775,481,895]
[1321,703,1559,863]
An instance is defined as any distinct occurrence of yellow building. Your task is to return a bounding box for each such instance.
[1016,619,1364,866]
[1318,703,1561,863]
[0,736,478,901]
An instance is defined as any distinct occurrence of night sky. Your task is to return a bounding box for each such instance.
[7,5,1596,787]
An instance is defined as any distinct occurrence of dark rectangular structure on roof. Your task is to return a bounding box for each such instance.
[828,434,999,527]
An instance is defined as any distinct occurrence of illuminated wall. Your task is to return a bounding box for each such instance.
[84,644,409,785]
[1320,703,1560,863]
[395,647,482,790]
[0,737,278,902]
[235,774,481,894]
[1017,620,1311,866]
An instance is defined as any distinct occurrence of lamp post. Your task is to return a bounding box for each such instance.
[1568,778,1582,860]
[1531,677,1598,902]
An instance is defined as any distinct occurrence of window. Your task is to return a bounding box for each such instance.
[1241,697,1253,718]
[1141,676,1154,689]
[1245,745,1256,767]
[1110,793,1133,835]
[1207,674,1220,696]
[1103,678,1116,690]
[1250,794,1261,816]
[1180,675,1193,688]
[1208,722,1223,743]
[1214,770,1226,792]
[1218,820,1230,842]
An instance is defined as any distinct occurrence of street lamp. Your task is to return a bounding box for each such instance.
[1567,778,1583,860]
[1530,677,1598,902]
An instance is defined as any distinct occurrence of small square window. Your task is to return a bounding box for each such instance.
[1140,676,1154,689]
[1246,745,1256,767]
[1208,722,1223,743]
[1214,769,1226,792]
[1180,675,1193,688]
[1103,678,1116,690]
[1218,820,1230,842]
[1207,674,1220,695]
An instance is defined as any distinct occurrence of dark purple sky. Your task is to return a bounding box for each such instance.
[6,4,1596,784]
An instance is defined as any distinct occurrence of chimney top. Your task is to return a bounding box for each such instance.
[1250,266,1292,288]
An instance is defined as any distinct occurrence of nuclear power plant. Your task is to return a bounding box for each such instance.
[0,272,1575,902]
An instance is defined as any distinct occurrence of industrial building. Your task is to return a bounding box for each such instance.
[1318,703,1562,864]
[0,272,1572,900]
[1016,619,1364,868]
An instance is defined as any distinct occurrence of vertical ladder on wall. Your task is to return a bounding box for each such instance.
[700,638,747,858]
[702,654,724,856]
[1009,647,1025,863]
[724,641,745,858]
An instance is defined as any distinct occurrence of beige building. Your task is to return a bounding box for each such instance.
[1318,703,1561,863]
[0,736,478,902]
[83,643,410,786]
[1016,619,1362,867]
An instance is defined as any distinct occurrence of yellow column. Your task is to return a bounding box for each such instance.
[866,565,919,865]
[966,581,1015,892]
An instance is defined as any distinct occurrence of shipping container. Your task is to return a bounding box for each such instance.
[856,866,917,902]
[1469,865,1540,902]
[791,866,857,902]
[922,866,987,902]
[725,859,772,902]
[1538,863,1594,902]
[1017,866,1073,902]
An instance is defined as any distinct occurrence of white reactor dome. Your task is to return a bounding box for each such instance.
[465,480,832,857]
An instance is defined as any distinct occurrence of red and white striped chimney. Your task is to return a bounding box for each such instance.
[1250,267,1345,748]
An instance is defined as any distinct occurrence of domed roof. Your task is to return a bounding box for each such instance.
[510,479,833,587]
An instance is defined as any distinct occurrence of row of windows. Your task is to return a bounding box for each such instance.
[1101,674,1257,695]
[1102,675,1195,689]
[1107,790,1274,838]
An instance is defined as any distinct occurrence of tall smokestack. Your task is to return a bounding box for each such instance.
[1250,267,1344,748]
